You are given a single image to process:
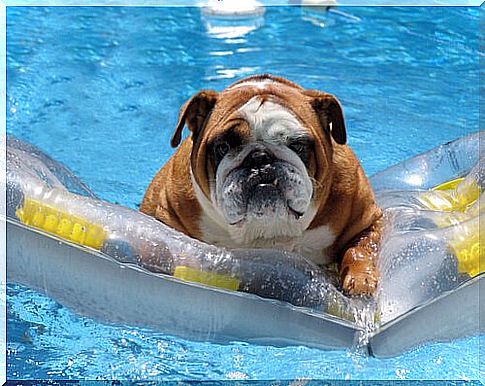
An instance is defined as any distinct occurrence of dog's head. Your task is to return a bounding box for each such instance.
[171,74,346,243]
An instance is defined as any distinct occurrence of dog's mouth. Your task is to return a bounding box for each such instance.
[224,164,306,226]
[246,165,279,187]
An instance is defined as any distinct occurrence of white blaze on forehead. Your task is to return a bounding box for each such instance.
[227,79,276,90]
[238,96,306,143]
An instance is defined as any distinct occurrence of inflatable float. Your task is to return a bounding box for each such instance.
[3,132,483,357]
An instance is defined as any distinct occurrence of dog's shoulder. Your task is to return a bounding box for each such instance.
[309,143,381,254]
[140,139,203,238]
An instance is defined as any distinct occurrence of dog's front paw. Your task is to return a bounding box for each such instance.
[340,246,378,296]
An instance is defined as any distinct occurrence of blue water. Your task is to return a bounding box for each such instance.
[6,5,482,381]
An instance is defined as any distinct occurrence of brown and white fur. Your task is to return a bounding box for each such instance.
[140,74,383,296]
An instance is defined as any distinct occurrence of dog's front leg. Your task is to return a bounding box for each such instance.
[340,217,384,296]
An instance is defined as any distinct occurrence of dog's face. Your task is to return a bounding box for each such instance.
[170,75,347,243]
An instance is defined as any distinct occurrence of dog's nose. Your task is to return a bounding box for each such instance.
[243,149,274,169]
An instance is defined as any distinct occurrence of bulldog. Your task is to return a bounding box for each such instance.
[140,74,383,296]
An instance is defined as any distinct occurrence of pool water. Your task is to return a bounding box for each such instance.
[6,5,482,381]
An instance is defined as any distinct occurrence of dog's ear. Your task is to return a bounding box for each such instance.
[303,90,346,145]
[170,90,219,148]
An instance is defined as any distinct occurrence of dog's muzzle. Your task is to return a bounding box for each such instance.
[217,147,312,226]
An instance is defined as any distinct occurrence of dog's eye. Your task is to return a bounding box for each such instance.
[288,141,306,155]
[288,139,313,162]
[214,142,230,160]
